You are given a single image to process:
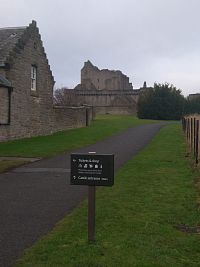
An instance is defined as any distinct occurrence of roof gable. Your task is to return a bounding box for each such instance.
[0,27,26,66]
[0,21,54,83]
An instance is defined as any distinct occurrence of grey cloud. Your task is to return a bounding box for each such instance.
[1,0,200,95]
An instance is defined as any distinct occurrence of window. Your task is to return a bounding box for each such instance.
[0,87,11,125]
[31,66,37,91]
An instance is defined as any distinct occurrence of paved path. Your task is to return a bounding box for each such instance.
[0,123,165,267]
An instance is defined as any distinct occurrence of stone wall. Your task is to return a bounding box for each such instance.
[0,105,94,142]
[53,106,85,131]
[0,69,5,76]
[95,106,136,115]
[76,89,137,104]
[74,89,137,115]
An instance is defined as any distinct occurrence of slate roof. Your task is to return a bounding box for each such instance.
[0,26,26,66]
[0,75,12,88]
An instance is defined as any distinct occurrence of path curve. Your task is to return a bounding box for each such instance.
[0,122,165,267]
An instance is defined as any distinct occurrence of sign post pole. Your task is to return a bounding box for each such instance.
[70,152,114,243]
[88,151,96,243]
[88,185,96,242]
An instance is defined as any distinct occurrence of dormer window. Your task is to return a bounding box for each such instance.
[31,65,37,91]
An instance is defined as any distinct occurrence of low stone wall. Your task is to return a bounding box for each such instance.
[0,126,10,142]
[0,105,94,142]
[74,89,137,115]
[95,106,136,115]
[53,106,87,132]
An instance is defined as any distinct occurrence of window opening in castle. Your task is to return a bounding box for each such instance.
[31,65,37,91]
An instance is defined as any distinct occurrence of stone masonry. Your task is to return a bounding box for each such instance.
[76,60,133,91]
[0,21,93,142]
[0,88,9,124]
[73,61,139,115]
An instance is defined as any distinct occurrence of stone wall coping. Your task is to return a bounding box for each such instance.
[53,105,87,110]
[94,105,134,108]
[82,104,93,107]
[74,89,140,94]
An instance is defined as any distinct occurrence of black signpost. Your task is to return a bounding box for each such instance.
[70,152,114,242]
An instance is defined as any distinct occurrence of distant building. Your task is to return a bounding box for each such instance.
[188,93,200,100]
[76,60,133,91]
[73,61,145,115]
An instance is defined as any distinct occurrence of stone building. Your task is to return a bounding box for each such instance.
[188,93,200,101]
[74,61,139,115]
[0,21,93,142]
[78,60,133,91]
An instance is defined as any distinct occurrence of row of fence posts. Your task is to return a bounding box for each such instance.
[182,116,199,164]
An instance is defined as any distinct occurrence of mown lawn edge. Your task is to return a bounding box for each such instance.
[0,115,159,158]
[15,123,200,267]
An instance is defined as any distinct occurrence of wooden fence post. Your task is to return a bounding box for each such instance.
[194,118,196,157]
[186,118,189,142]
[191,117,193,152]
[195,120,199,164]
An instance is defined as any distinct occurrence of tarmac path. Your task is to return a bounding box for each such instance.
[0,122,166,267]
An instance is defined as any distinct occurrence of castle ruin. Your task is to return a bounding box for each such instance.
[77,60,133,91]
[74,61,139,115]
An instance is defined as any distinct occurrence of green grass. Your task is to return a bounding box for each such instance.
[0,115,157,158]
[0,160,28,173]
[15,124,200,267]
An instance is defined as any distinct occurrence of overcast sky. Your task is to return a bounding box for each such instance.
[1,0,200,96]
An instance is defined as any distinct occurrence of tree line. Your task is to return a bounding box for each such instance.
[137,83,200,120]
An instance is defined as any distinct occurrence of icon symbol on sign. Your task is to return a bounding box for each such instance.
[73,176,76,179]
[84,164,88,168]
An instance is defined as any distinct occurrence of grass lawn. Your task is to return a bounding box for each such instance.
[0,160,28,173]
[0,115,158,158]
[15,123,200,267]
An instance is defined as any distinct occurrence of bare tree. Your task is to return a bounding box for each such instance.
[54,87,83,106]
